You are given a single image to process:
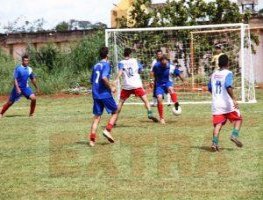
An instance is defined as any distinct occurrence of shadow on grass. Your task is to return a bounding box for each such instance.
[75,141,111,146]
[191,146,235,152]
[139,120,160,124]
[5,114,25,118]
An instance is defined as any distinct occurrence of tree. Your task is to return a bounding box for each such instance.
[3,17,45,33]
[118,0,244,28]
[125,0,153,28]
[55,21,69,31]
[92,22,107,29]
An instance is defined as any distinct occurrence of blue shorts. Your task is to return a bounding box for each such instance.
[93,97,117,116]
[156,82,173,96]
[9,87,34,103]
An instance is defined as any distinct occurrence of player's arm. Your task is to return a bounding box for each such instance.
[138,61,143,74]
[13,68,21,94]
[174,69,187,84]
[225,73,238,109]
[102,64,116,93]
[102,77,115,93]
[150,64,157,88]
[14,79,21,94]
[207,79,212,93]
[30,72,39,93]
[116,62,124,79]
[114,62,124,84]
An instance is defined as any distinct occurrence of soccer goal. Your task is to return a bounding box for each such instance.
[105,23,256,104]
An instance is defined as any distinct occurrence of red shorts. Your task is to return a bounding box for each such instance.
[120,88,146,100]
[213,111,242,126]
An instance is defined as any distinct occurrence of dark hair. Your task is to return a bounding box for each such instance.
[156,49,162,54]
[218,54,228,68]
[160,55,169,62]
[215,44,222,49]
[22,55,29,60]
[124,48,132,57]
[99,47,109,59]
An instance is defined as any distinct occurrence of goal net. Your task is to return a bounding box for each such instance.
[105,23,256,104]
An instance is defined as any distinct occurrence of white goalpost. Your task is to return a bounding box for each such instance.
[105,23,256,104]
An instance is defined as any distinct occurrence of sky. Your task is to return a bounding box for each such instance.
[0,0,262,32]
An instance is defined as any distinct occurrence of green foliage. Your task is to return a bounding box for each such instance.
[55,21,69,31]
[0,31,105,95]
[69,31,105,72]
[118,0,243,28]
[0,49,16,94]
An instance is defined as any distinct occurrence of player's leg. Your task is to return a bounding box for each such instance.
[157,94,165,124]
[89,115,102,147]
[211,115,226,151]
[134,87,158,122]
[23,87,36,117]
[0,100,14,118]
[115,99,125,126]
[115,89,131,126]
[166,93,171,106]
[29,94,36,117]
[103,97,118,143]
[151,82,157,107]
[0,87,19,117]
[228,111,243,147]
[211,123,223,151]
[156,85,165,124]
[139,94,159,122]
[167,86,181,113]
[89,99,103,146]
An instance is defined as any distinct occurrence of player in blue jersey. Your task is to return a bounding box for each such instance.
[153,55,186,124]
[89,47,118,147]
[0,55,39,118]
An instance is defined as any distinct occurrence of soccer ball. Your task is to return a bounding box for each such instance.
[172,106,182,116]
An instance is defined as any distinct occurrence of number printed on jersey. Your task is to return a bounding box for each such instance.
[215,80,222,94]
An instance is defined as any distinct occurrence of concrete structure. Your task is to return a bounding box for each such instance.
[0,29,95,60]
[111,0,134,28]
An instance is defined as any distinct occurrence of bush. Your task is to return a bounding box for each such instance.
[0,30,105,95]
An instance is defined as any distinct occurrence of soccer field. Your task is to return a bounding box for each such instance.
[0,90,262,200]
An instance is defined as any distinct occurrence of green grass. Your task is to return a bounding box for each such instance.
[0,90,262,200]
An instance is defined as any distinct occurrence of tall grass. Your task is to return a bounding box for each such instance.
[0,30,105,95]
[0,50,16,95]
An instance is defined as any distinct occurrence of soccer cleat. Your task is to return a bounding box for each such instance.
[230,136,243,148]
[160,118,165,124]
[103,129,115,143]
[211,142,220,151]
[89,140,95,147]
[148,115,159,123]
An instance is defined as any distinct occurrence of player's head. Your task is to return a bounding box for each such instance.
[218,54,228,69]
[22,55,29,66]
[156,49,163,60]
[99,47,109,60]
[160,55,169,67]
[124,48,132,57]
[215,44,222,53]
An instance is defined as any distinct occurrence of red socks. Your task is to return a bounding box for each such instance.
[90,133,96,142]
[171,93,178,103]
[106,123,114,132]
[1,103,11,115]
[157,102,164,119]
[29,100,36,116]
